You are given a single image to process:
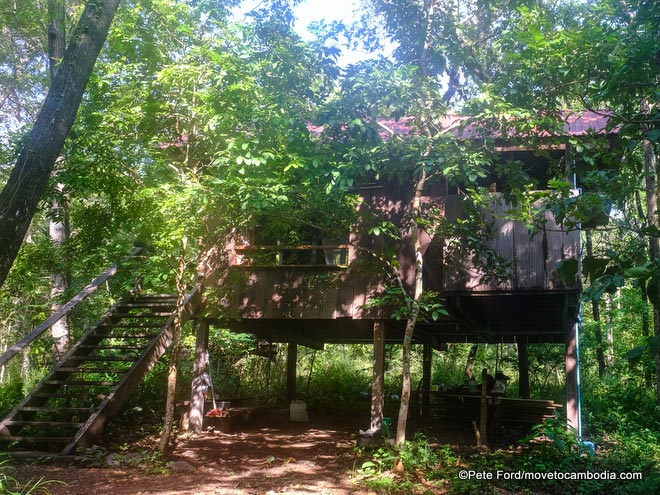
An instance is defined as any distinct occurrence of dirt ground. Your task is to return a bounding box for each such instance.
[14,411,381,495]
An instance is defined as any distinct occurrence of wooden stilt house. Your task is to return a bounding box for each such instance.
[197,112,611,432]
[0,112,610,456]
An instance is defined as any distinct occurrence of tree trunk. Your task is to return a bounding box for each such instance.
[48,0,71,358]
[640,285,653,386]
[188,320,210,433]
[605,295,614,366]
[49,195,70,357]
[159,255,187,453]
[465,344,479,378]
[393,1,438,457]
[48,0,66,82]
[395,168,426,450]
[421,343,432,418]
[644,139,660,406]
[565,323,579,432]
[0,0,121,288]
[370,321,385,432]
[585,231,606,378]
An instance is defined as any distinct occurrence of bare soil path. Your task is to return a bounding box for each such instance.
[14,413,377,495]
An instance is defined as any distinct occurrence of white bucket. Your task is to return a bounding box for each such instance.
[289,400,309,422]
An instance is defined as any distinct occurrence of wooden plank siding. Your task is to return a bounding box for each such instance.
[214,265,385,321]
[212,191,579,326]
[439,194,580,293]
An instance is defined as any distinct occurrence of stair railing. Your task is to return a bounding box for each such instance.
[0,246,144,369]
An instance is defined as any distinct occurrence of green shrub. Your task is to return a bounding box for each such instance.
[0,455,63,494]
[303,357,371,415]
[0,380,23,418]
[398,433,439,471]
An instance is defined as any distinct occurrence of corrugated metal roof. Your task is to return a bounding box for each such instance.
[310,111,613,140]
[562,111,611,135]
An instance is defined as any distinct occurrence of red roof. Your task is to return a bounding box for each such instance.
[310,111,613,140]
[562,111,611,135]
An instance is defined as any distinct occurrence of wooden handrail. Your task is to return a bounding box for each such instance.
[234,244,350,251]
[0,246,144,368]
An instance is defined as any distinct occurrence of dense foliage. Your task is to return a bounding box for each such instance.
[0,0,659,493]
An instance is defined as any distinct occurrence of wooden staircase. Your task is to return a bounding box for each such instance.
[0,292,196,457]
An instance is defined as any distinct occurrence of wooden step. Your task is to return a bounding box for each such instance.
[118,302,176,309]
[3,420,83,428]
[108,322,164,328]
[114,312,173,318]
[19,407,93,413]
[55,367,130,374]
[31,392,107,400]
[63,355,136,362]
[77,344,145,350]
[42,379,117,386]
[107,321,164,337]
[0,436,72,444]
[101,334,158,339]
[133,294,177,300]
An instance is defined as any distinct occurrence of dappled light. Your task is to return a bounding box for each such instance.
[15,418,371,495]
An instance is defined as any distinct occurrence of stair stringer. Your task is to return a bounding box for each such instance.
[0,297,128,438]
[60,285,202,455]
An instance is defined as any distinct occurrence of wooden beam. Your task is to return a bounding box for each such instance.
[188,319,210,433]
[449,296,485,335]
[286,342,298,404]
[370,321,385,432]
[421,343,432,418]
[479,368,488,446]
[295,337,325,351]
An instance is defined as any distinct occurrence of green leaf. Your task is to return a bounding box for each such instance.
[644,129,660,143]
[556,258,578,285]
[623,264,653,280]
[625,345,647,362]
[582,256,608,281]
[648,335,660,354]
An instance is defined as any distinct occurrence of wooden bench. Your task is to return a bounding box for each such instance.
[495,397,562,425]
[422,392,561,424]
[205,407,255,432]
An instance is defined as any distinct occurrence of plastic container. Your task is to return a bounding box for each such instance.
[289,400,309,422]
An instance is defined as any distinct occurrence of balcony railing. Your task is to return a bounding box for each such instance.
[230,245,350,268]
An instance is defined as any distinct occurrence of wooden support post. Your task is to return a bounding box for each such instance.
[565,322,579,433]
[518,342,530,399]
[370,321,385,432]
[188,319,210,433]
[422,342,432,419]
[287,342,298,404]
[479,368,488,446]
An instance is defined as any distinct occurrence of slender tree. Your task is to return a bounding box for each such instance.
[47,0,71,357]
[0,0,121,287]
[585,230,607,378]
[358,0,523,448]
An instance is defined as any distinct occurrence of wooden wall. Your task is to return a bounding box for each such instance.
[212,185,580,322]
[211,264,384,320]
[439,194,581,292]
